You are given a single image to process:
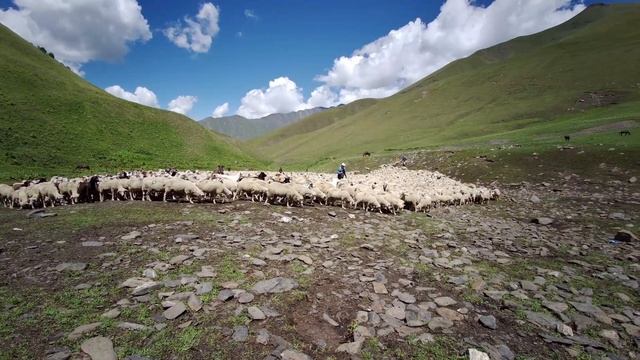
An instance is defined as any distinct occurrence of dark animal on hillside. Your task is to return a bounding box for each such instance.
[215,165,225,174]
[78,176,101,203]
[620,130,631,136]
[363,151,371,157]
[76,163,90,170]
[564,135,571,141]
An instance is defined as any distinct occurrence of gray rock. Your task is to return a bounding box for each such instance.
[405,309,432,327]
[256,328,270,345]
[169,254,190,265]
[248,306,266,320]
[614,230,638,242]
[82,241,104,247]
[427,317,453,330]
[55,262,87,272]
[187,294,202,311]
[68,322,101,340]
[121,231,142,241]
[131,281,161,296]
[252,277,298,294]
[469,348,490,360]
[237,292,254,304]
[393,290,416,304]
[232,326,249,342]
[556,323,573,337]
[117,322,149,331]
[80,336,116,360]
[531,217,554,225]
[281,349,312,360]
[45,349,71,360]
[336,339,364,354]
[479,315,497,330]
[218,289,235,301]
[323,313,339,326]
[525,311,559,330]
[163,301,186,320]
[194,282,213,295]
[100,309,121,319]
[434,296,456,307]
[174,234,199,242]
[569,302,612,325]
[543,301,568,313]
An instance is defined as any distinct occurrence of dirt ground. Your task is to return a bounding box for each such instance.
[1,159,638,360]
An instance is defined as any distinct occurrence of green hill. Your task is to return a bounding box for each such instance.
[251,4,640,170]
[0,24,260,181]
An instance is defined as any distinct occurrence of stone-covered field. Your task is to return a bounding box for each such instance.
[0,168,638,360]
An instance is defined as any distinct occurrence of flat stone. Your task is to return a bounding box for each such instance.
[82,241,104,247]
[434,296,456,307]
[336,339,364,354]
[543,301,568,313]
[469,348,490,360]
[131,281,162,296]
[385,306,406,320]
[248,306,266,320]
[142,269,157,279]
[162,301,186,320]
[232,326,249,342]
[405,309,432,327]
[297,255,313,265]
[174,234,199,242]
[187,294,202,311]
[569,302,612,325]
[436,307,463,322]
[525,311,559,330]
[531,217,554,225]
[117,322,149,331]
[55,262,87,272]
[614,230,638,242]
[218,289,235,301]
[556,323,573,337]
[45,349,71,360]
[256,328,270,345]
[281,349,312,360]
[80,337,116,360]
[392,290,416,304]
[68,322,101,340]
[479,315,497,330]
[237,292,254,304]
[427,317,453,331]
[372,282,388,294]
[100,309,121,319]
[169,254,190,265]
[195,266,216,278]
[121,231,142,241]
[252,277,298,294]
[194,282,213,295]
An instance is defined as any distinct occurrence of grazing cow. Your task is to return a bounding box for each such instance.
[620,130,631,136]
[362,151,371,157]
[564,135,571,141]
[76,163,90,170]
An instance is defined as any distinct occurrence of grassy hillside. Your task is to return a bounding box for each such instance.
[251,4,640,170]
[0,24,260,181]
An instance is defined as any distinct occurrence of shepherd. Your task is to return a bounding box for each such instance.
[337,163,347,180]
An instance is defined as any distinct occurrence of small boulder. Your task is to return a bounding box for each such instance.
[614,230,638,242]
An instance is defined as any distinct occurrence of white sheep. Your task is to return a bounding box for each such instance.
[0,184,15,207]
[163,179,204,203]
[197,180,232,203]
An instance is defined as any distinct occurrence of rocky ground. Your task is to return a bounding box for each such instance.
[0,170,638,360]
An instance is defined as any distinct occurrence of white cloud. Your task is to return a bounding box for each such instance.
[164,2,220,53]
[315,0,585,104]
[237,77,311,119]
[168,95,197,115]
[0,0,151,74]
[105,85,159,107]
[307,85,339,108]
[244,9,257,19]
[211,102,229,118]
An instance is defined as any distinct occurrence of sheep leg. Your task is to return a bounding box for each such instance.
[163,191,168,202]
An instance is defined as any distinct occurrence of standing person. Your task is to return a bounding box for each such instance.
[337,163,347,179]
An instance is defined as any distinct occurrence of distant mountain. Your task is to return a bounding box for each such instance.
[200,107,327,140]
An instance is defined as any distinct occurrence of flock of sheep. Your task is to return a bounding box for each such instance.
[0,166,499,214]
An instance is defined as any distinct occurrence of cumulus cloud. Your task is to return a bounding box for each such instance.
[0,0,151,74]
[168,95,198,115]
[105,85,159,107]
[244,9,257,19]
[164,2,220,53]
[314,0,585,104]
[211,102,229,118]
[237,77,311,119]
[307,86,339,108]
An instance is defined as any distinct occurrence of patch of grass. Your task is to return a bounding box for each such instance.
[217,255,245,283]
[404,336,465,360]
[228,313,250,327]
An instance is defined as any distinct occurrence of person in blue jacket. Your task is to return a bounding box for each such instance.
[337,163,347,179]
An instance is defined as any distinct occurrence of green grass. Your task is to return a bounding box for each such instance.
[0,23,261,182]
[250,5,640,171]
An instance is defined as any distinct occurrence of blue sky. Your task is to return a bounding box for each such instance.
[1,0,636,120]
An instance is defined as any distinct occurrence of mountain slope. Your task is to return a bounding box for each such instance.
[251,4,640,168]
[0,24,259,181]
[200,107,326,140]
